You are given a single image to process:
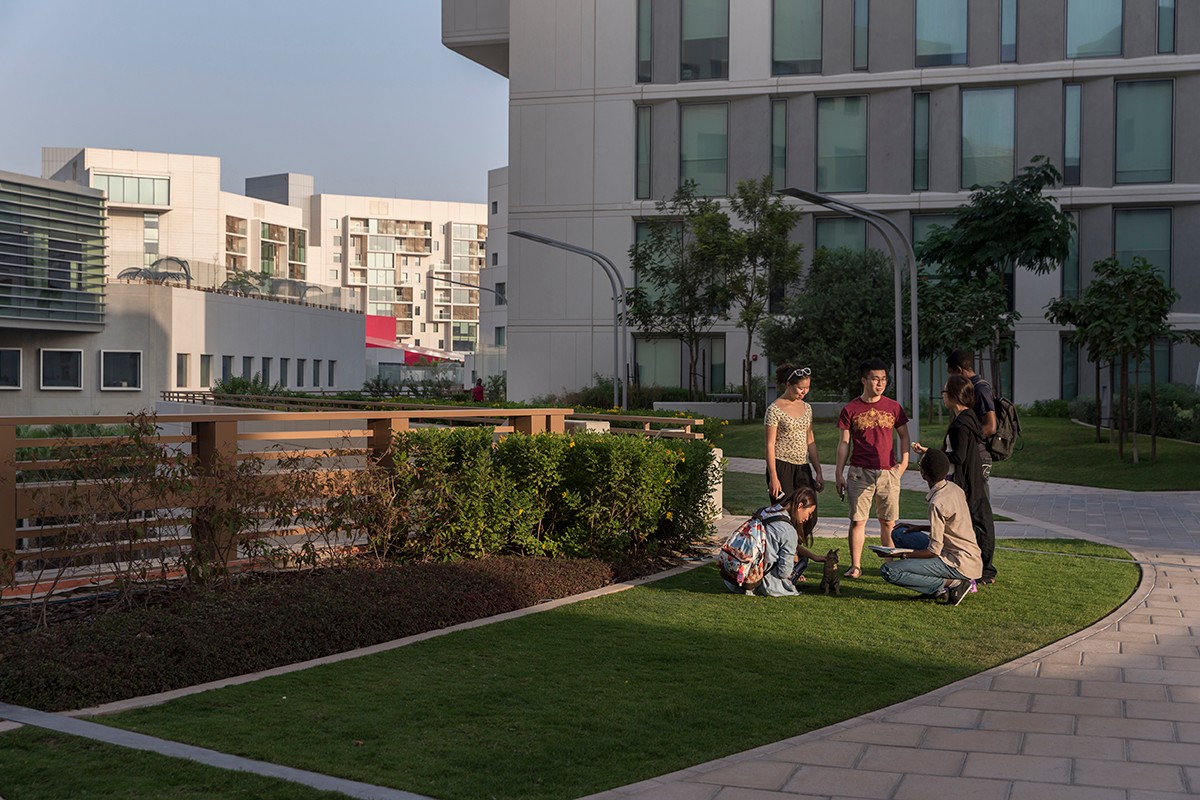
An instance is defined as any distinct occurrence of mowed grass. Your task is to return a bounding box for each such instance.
[722,468,931,519]
[11,538,1136,800]
[719,417,1200,491]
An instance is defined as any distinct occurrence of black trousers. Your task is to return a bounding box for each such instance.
[768,459,814,503]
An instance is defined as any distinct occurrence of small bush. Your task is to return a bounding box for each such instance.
[1070,383,1200,443]
[1025,399,1070,418]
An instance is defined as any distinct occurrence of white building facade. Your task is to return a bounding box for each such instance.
[444,0,1200,406]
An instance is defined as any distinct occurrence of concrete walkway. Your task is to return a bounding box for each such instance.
[582,459,1200,799]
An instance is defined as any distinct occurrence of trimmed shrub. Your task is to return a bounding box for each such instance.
[1024,399,1070,418]
[1070,383,1200,443]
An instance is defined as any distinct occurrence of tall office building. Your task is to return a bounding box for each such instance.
[444,0,1200,404]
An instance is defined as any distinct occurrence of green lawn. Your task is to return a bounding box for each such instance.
[718,417,1200,491]
[722,469,931,519]
[7,538,1134,800]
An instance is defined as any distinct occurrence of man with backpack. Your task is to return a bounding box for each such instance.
[947,350,996,487]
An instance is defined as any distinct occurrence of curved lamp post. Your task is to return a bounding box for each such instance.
[778,187,921,444]
[509,230,629,410]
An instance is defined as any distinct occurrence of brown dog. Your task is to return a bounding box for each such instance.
[820,549,841,596]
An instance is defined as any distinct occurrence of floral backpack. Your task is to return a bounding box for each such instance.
[717,508,788,592]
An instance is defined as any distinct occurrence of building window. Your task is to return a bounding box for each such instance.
[296,358,305,388]
[262,357,272,385]
[1000,0,1017,62]
[680,0,728,81]
[637,0,653,82]
[143,212,159,265]
[816,96,867,193]
[222,355,234,382]
[200,354,212,388]
[680,103,728,196]
[913,92,930,191]
[495,281,507,305]
[90,174,169,205]
[176,353,190,388]
[98,350,140,391]
[491,200,498,214]
[313,359,321,388]
[635,337,682,388]
[1060,338,1079,401]
[1061,212,1080,299]
[636,105,652,199]
[1064,85,1082,186]
[242,356,254,380]
[1115,80,1173,184]
[915,0,967,67]
[1067,0,1121,59]
[853,0,869,70]
[491,252,499,266]
[328,360,336,386]
[771,99,787,190]
[0,349,20,389]
[330,218,339,229]
[1158,0,1176,54]
[772,0,821,75]
[1115,208,1171,283]
[815,217,867,253]
[495,326,507,347]
[961,87,1015,188]
[280,358,289,388]
[41,349,82,390]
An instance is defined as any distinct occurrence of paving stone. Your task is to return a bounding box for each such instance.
[1162,656,1200,672]
[709,789,824,800]
[1029,694,1122,716]
[856,745,964,776]
[1176,722,1200,743]
[1036,663,1122,681]
[781,765,901,798]
[892,774,1010,800]
[979,710,1074,734]
[1120,642,1200,658]
[941,689,1032,712]
[827,722,924,747]
[1128,739,1200,766]
[989,676,1079,696]
[1166,685,1200,703]
[692,761,798,791]
[767,740,864,768]
[1020,732,1125,759]
[961,752,1071,783]
[882,705,981,729]
[1127,700,1200,722]
[616,782,722,800]
[1080,679,1170,701]
[1073,758,1187,792]
[921,727,1022,754]
[1126,791,1200,800]
[1074,715,1178,741]
[1126,668,1200,687]
[1009,783,1124,800]
[1081,653,1164,668]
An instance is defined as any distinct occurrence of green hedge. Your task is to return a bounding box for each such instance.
[366,428,719,562]
[1069,383,1200,443]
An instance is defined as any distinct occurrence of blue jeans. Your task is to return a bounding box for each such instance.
[880,557,968,596]
[891,524,930,551]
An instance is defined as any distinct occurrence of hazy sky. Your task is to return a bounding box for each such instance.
[0,0,509,202]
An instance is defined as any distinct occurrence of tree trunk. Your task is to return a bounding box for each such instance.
[1150,337,1159,462]
[1108,361,1116,445]
[686,342,700,402]
[1131,354,1139,465]
[1094,359,1102,443]
[1117,355,1127,461]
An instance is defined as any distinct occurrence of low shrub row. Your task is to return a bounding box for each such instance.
[1069,382,1200,442]
[0,557,615,712]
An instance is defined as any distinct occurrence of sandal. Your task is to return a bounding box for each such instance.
[844,566,862,579]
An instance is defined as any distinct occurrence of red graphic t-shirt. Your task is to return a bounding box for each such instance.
[838,396,909,469]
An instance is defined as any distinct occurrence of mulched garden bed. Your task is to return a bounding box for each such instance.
[0,557,622,713]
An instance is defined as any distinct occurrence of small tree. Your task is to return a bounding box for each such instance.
[626,182,727,400]
[761,247,895,399]
[711,176,804,417]
[917,156,1075,393]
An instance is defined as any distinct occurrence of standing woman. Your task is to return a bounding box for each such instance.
[765,364,825,503]
[913,374,997,584]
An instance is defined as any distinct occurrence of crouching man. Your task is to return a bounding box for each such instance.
[879,449,982,606]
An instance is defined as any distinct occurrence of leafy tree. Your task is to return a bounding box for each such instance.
[761,247,894,400]
[626,182,727,400]
[711,177,804,417]
[917,156,1075,392]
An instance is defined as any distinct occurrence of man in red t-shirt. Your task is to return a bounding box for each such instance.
[834,358,911,578]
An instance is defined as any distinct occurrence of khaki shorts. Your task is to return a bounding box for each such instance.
[846,465,900,522]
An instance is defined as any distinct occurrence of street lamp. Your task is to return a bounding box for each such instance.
[777,187,921,444]
[509,230,629,410]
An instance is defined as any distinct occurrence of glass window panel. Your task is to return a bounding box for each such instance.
[1061,212,1080,299]
[104,176,122,202]
[328,360,336,386]
[262,357,272,385]
[961,87,1015,188]
[279,358,289,388]
[913,92,930,191]
[1000,0,1017,62]
[154,178,168,205]
[915,0,968,67]
[815,218,867,252]
[1115,208,1171,283]
[495,326,507,346]
[1115,80,1173,184]
[297,359,305,388]
[1067,0,1122,58]
[101,351,141,390]
[222,355,233,382]
[42,350,82,389]
[124,177,139,202]
[681,0,728,81]
[1064,85,1081,186]
[816,96,867,193]
[680,104,728,196]
[636,106,652,199]
[637,0,652,82]
[139,177,154,203]
[176,353,190,388]
[242,356,254,380]
[0,349,21,388]
[773,0,822,75]
[313,360,321,386]
[635,337,682,388]
[771,99,787,190]
[1060,338,1078,401]
[200,354,212,388]
[854,0,869,70]
[92,174,108,195]
[1158,0,1176,54]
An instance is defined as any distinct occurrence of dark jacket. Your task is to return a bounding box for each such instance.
[942,409,997,577]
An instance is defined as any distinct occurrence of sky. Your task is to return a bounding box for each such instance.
[0,0,509,203]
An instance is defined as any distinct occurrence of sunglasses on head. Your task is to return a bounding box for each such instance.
[789,367,811,381]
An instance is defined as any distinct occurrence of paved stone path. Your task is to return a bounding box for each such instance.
[582,459,1200,799]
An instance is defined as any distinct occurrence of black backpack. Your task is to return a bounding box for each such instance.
[985,389,1022,462]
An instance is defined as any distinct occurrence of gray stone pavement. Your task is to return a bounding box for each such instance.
[582,459,1200,799]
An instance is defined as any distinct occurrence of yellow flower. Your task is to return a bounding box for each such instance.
[561,491,568,498]
[665,478,671,484]
[665,511,674,520]
[568,440,575,448]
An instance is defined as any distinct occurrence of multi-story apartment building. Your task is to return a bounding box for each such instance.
[444,0,1200,406]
